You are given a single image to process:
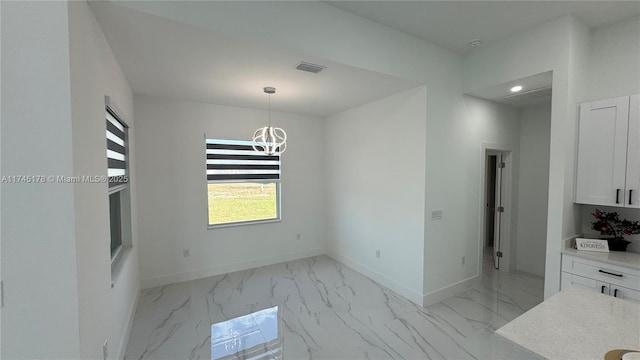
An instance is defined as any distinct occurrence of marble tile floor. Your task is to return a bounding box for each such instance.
[125,253,545,360]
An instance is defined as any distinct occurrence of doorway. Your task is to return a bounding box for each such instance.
[481,148,512,272]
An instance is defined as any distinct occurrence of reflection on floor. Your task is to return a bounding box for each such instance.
[125,254,544,359]
[211,305,281,360]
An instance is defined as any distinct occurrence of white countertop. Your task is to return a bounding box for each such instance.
[561,247,640,270]
[496,286,640,360]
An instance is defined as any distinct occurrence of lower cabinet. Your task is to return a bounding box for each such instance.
[561,254,640,304]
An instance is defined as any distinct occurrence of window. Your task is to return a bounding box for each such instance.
[206,138,281,227]
[106,97,131,263]
[109,191,122,255]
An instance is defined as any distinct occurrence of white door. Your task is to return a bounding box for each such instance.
[493,154,503,269]
[625,94,640,208]
[575,96,630,206]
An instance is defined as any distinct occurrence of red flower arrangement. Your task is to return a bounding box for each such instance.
[591,209,640,239]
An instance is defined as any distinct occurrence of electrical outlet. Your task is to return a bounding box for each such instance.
[296,233,301,240]
[103,339,108,360]
[431,209,443,221]
[461,256,465,265]
[376,249,381,259]
[183,248,190,257]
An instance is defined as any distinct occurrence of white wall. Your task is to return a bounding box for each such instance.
[324,88,521,306]
[588,16,640,101]
[134,96,326,288]
[515,103,551,277]
[325,87,427,304]
[1,1,81,357]
[67,2,139,359]
[463,15,590,299]
[443,96,520,296]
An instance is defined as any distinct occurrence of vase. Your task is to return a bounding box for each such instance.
[604,237,631,252]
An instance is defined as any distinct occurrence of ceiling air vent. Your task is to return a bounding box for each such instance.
[295,61,326,74]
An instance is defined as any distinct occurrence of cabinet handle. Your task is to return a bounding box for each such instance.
[599,269,623,277]
[616,189,621,204]
[630,190,633,205]
[601,285,606,294]
[614,289,619,297]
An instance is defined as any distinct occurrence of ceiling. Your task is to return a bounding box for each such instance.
[326,1,640,54]
[89,2,421,117]
[91,1,638,115]
[468,71,553,107]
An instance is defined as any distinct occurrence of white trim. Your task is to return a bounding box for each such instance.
[105,95,129,128]
[207,217,281,230]
[115,285,140,360]
[422,275,480,307]
[141,248,324,289]
[325,251,423,306]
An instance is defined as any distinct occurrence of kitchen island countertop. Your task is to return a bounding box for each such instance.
[496,286,640,360]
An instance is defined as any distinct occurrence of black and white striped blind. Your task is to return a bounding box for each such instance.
[206,139,280,181]
[106,109,128,187]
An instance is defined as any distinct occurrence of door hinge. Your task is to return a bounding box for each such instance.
[1,280,4,308]
[496,251,503,258]
[496,206,505,212]
[498,162,505,169]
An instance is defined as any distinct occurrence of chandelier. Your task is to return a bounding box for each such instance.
[252,87,287,155]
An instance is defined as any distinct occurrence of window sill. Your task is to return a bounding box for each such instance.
[207,218,281,230]
[111,245,132,288]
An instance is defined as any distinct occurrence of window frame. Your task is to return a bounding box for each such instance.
[105,96,132,275]
[205,138,282,229]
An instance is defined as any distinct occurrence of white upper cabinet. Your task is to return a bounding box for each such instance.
[626,94,640,207]
[575,95,639,208]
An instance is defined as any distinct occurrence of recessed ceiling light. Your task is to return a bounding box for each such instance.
[469,39,482,48]
[510,85,523,93]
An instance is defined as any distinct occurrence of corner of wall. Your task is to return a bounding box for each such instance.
[141,248,325,289]
[115,283,140,360]
[325,251,424,306]
[421,275,480,307]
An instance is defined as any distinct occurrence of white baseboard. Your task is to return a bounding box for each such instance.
[116,285,140,360]
[325,251,423,306]
[422,275,480,307]
[141,248,325,289]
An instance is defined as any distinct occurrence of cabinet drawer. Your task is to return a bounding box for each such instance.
[561,271,599,292]
[562,255,640,291]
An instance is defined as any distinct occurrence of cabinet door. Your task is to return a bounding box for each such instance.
[576,97,630,206]
[625,94,640,208]
[596,280,611,296]
[611,285,640,304]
